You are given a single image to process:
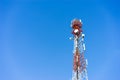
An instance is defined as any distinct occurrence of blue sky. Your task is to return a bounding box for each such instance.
[0,0,120,80]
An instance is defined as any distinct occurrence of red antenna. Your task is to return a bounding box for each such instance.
[70,19,88,80]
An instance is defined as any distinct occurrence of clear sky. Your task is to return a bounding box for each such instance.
[0,0,120,80]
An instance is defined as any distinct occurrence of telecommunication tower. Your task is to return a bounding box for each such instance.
[70,19,88,80]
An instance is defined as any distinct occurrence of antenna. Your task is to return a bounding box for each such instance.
[70,19,88,80]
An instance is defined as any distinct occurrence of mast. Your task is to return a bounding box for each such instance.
[70,19,88,80]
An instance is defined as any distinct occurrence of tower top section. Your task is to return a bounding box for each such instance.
[71,19,82,37]
[71,19,82,28]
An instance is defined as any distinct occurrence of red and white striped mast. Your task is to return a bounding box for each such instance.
[70,19,88,80]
